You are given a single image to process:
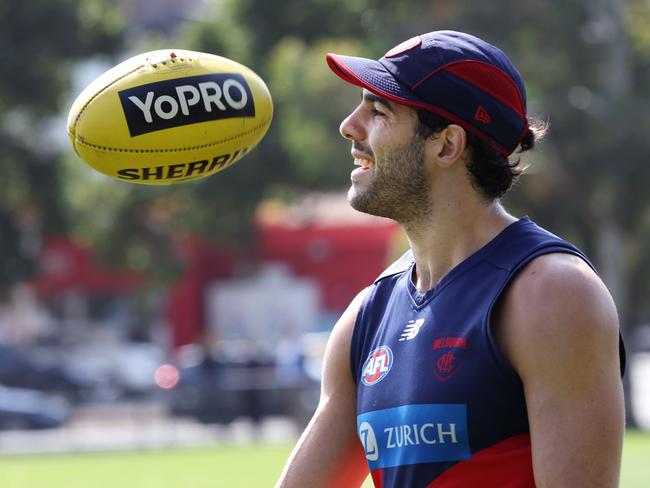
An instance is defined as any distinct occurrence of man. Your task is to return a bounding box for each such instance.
[276,31,625,487]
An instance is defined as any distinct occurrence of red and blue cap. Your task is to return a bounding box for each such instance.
[326,31,529,156]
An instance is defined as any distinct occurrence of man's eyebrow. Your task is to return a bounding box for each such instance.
[362,91,395,112]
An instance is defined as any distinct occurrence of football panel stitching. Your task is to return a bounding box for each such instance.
[73,118,272,154]
[71,64,146,130]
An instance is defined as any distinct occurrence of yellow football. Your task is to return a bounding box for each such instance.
[67,49,273,185]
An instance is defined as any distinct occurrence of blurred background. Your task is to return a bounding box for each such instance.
[1,0,650,486]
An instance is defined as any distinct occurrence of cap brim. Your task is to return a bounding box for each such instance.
[326,53,426,108]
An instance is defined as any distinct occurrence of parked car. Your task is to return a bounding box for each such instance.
[0,385,70,430]
[156,342,320,426]
[0,343,95,403]
[60,341,165,401]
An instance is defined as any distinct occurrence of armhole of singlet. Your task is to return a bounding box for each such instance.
[348,251,414,384]
[349,285,376,385]
[483,245,591,386]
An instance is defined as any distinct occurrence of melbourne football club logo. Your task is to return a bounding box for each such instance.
[432,337,468,381]
[361,345,394,386]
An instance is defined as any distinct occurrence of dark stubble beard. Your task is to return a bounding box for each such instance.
[348,133,432,226]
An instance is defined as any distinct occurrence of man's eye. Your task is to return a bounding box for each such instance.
[371,108,385,116]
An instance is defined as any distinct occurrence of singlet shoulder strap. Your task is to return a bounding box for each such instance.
[374,249,414,283]
[484,218,592,271]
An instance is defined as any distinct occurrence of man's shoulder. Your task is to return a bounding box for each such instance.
[497,252,619,373]
[505,251,613,322]
[510,252,603,299]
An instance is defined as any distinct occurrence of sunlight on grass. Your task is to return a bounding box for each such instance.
[0,430,647,487]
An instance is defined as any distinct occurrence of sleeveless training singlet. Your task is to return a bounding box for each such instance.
[350,217,592,487]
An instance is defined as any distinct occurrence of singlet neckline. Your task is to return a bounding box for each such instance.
[406,216,531,307]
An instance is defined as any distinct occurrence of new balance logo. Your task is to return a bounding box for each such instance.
[474,105,492,124]
[399,319,425,341]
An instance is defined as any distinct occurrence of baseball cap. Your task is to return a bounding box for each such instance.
[326,31,528,156]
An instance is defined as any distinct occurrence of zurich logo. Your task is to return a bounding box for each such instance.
[357,404,471,470]
[361,345,394,386]
[359,421,379,461]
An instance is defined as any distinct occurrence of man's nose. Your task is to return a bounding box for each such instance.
[339,107,366,141]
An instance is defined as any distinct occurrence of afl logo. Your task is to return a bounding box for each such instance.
[361,346,394,386]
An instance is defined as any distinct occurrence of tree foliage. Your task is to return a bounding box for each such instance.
[0,0,124,293]
[457,0,650,323]
[12,0,649,326]
[193,0,650,324]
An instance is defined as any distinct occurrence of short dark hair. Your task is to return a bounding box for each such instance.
[415,109,540,200]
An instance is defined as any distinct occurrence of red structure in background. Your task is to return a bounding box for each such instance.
[166,210,399,348]
[31,236,142,298]
[166,219,398,348]
[257,221,398,312]
[167,236,242,348]
[27,198,401,350]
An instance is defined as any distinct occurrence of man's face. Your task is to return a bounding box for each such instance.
[340,89,432,224]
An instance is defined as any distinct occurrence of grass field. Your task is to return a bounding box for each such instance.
[621,430,650,487]
[0,430,647,487]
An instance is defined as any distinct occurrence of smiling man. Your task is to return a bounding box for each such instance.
[276,31,625,488]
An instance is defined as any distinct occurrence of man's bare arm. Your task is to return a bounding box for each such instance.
[275,288,370,488]
[495,253,624,488]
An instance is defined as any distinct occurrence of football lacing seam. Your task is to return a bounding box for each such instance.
[72,65,146,129]
[73,118,272,153]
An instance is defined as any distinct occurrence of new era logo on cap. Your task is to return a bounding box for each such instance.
[474,106,492,124]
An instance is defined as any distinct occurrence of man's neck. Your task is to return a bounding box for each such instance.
[404,201,516,293]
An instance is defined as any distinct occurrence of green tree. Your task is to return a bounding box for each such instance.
[456,0,650,326]
[0,0,124,293]
[62,0,650,333]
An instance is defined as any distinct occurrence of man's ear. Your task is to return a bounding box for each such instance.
[428,124,467,168]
